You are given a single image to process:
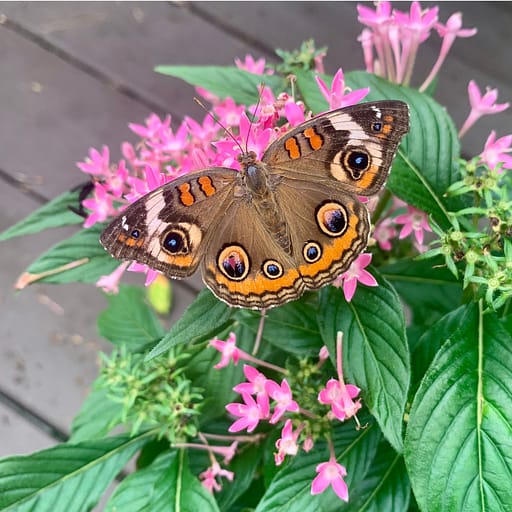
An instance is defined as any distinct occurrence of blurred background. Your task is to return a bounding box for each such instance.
[0,1,510,457]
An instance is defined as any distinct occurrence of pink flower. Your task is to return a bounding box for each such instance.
[394,205,432,245]
[373,217,397,251]
[393,2,438,44]
[233,365,270,418]
[235,54,270,75]
[210,332,240,369]
[105,160,128,198]
[199,461,234,494]
[318,379,362,422]
[421,12,476,92]
[77,145,110,176]
[265,379,299,424]
[274,419,300,465]
[318,331,362,423]
[303,435,314,453]
[226,393,263,433]
[284,101,305,127]
[129,113,171,139]
[357,1,393,28]
[96,261,130,294]
[333,253,378,302]
[315,68,369,110]
[214,98,246,128]
[479,131,512,171]
[459,80,510,138]
[82,183,115,227]
[127,262,159,287]
[311,456,349,502]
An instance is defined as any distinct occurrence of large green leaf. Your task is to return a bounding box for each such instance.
[318,271,410,453]
[405,302,512,512]
[347,440,410,512]
[21,222,119,285]
[147,289,234,359]
[256,416,380,511]
[69,387,123,443]
[0,190,83,242]
[237,293,322,356]
[105,450,219,512]
[97,285,165,352]
[155,65,285,106]
[410,305,473,389]
[0,432,153,511]
[381,257,462,340]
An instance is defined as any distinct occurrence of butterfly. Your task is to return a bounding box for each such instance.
[100,100,409,309]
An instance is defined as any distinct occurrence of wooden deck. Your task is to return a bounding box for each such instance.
[0,1,511,461]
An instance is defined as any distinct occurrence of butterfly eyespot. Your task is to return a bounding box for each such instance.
[303,241,322,263]
[218,245,250,281]
[316,202,348,237]
[162,229,189,254]
[262,259,283,279]
[372,122,382,132]
[347,150,370,172]
[130,229,141,239]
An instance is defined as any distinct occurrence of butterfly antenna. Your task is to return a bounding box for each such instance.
[193,97,244,156]
[244,82,266,153]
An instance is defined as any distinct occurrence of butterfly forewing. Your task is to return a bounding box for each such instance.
[100,168,238,278]
[262,100,409,196]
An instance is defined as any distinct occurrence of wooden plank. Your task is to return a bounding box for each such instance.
[0,24,151,199]
[0,1,258,120]
[0,401,56,457]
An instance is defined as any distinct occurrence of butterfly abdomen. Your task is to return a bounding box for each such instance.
[244,160,292,254]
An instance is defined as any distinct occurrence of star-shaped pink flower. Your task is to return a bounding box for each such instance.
[311,456,349,502]
[333,253,378,302]
[265,378,299,424]
[209,332,240,369]
[226,392,262,433]
[315,68,369,110]
[318,378,362,422]
[479,131,512,171]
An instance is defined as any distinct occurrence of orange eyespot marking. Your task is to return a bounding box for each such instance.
[383,115,394,123]
[178,183,195,206]
[117,233,127,243]
[303,127,324,150]
[285,137,301,159]
[198,176,216,197]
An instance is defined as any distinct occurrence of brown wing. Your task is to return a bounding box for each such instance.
[100,168,239,278]
[262,100,409,196]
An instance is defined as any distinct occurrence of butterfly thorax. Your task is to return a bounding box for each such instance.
[238,152,292,254]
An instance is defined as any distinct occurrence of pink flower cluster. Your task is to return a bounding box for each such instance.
[209,331,360,502]
[357,1,476,90]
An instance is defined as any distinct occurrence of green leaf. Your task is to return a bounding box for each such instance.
[318,271,410,453]
[69,387,123,443]
[97,285,165,352]
[0,190,83,242]
[154,65,285,106]
[405,301,512,512]
[105,450,219,512]
[256,416,381,511]
[410,305,473,389]
[347,440,410,512]
[20,223,119,286]
[146,289,234,360]
[237,293,322,355]
[381,257,462,338]
[0,432,153,511]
